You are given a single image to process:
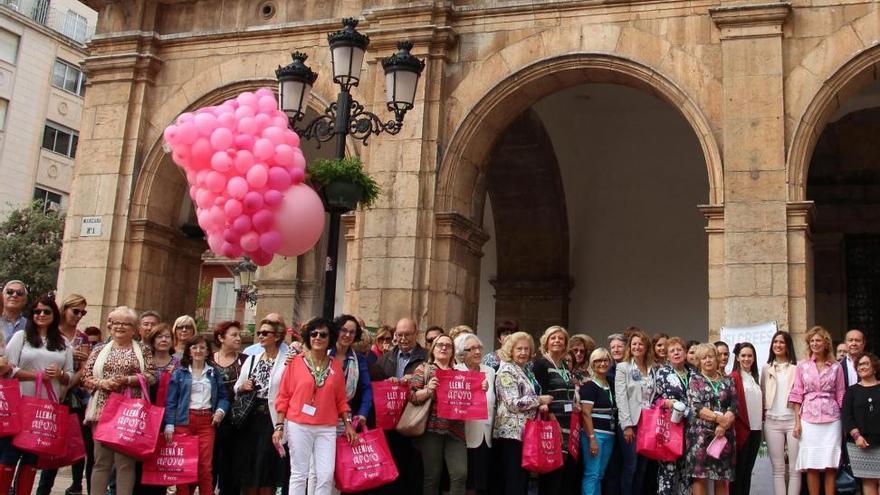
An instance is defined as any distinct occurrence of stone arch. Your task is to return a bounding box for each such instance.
[437,53,724,221]
[787,33,880,200]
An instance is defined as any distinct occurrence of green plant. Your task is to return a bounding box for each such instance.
[0,201,64,297]
[194,283,211,333]
[306,156,381,207]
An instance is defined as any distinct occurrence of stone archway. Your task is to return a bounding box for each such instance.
[430,53,722,332]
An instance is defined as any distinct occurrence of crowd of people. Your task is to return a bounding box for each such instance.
[0,278,877,495]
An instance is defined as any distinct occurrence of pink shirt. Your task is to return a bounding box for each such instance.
[788,356,845,424]
[275,354,350,426]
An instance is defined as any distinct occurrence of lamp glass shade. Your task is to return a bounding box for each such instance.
[239,265,254,288]
[279,79,311,119]
[331,44,365,85]
[232,270,242,292]
[385,69,419,111]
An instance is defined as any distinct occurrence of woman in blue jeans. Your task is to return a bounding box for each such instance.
[579,348,617,495]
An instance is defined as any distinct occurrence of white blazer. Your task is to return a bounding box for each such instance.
[614,360,655,428]
[233,351,288,428]
[454,363,496,448]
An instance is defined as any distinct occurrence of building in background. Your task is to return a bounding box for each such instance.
[0,0,95,215]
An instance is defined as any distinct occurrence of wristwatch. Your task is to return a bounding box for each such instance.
[274,424,284,432]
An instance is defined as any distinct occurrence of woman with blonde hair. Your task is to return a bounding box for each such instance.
[172,315,197,358]
[579,347,616,495]
[493,332,552,495]
[448,324,474,343]
[789,326,845,495]
[533,325,578,492]
[614,328,656,495]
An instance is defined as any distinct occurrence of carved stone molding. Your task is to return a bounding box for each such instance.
[698,204,725,234]
[435,211,489,257]
[709,3,791,40]
[491,276,574,302]
[786,201,816,236]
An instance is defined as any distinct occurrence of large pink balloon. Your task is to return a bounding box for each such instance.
[276,184,325,257]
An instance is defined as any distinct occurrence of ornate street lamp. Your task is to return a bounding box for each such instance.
[275,18,425,320]
[232,258,258,305]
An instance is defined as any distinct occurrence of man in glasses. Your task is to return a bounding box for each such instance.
[1,280,27,342]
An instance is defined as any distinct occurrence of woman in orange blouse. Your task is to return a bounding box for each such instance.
[272,317,356,495]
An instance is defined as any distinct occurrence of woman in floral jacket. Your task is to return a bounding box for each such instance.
[493,332,552,495]
[652,337,696,495]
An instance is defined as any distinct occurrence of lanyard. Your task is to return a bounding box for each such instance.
[703,373,722,397]
[545,354,571,385]
[674,368,689,390]
[594,379,613,404]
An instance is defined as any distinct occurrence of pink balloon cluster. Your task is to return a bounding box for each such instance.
[163,88,325,266]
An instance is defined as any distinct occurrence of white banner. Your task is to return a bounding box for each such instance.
[719,321,778,376]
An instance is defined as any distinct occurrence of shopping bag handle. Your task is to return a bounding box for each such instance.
[123,373,152,402]
[33,371,60,403]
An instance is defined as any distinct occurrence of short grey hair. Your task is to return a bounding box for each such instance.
[108,306,138,324]
[454,333,483,362]
[3,280,27,294]
[608,333,626,345]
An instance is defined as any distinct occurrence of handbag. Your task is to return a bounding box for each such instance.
[0,378,22,437]
[334,422,399,491]
[521,411,563,473]
[12,372,69,457]
[395,365,434,437]
[93,374,165,459]
[36,412,86,469]
[231,357,257,426]
[836,462,858,495]
[635,401,684,462]
[141,433,199,486]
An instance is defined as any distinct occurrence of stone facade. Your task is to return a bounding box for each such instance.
[58,0,880,348]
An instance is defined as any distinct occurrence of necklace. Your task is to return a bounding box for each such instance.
[306,353,331,388]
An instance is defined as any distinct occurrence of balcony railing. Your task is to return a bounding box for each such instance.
[1,0,94,43]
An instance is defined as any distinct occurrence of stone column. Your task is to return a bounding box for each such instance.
[710,3,792,332]
[699,205,725,339]
[430,212,489,329]
[787,201,816,350]
[57,32,162,327]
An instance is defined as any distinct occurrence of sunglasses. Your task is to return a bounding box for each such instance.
[5,289,24,297]
[71,308,87,317]
[434,343,452,349]
[310,331,329,339]
[176,325,194,331]
[256,331,275,337]
[377,336,391,342]
[33,308,52,316]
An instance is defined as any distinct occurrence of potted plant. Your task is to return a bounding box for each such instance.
[306,156,381,211]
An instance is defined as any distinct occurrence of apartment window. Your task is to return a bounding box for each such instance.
[41,122,78,158]
[0,99,7,131]
[52,59,85,97]
[0,29,19,64]
[33,187,62,212]
[62,10,88,43]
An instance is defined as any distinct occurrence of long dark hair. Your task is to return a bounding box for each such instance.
[301,317,337,350]
[26,295,65,352]
[767,330,797,365]
[732,342,759,381]
[333,314,362,343]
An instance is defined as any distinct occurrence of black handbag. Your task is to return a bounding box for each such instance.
[836,463,858,495]
[231,357,257,426]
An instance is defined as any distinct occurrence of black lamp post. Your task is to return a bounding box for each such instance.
[275,18,425,320]
[232,258,258,305]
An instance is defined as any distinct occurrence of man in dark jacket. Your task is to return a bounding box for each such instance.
[370,317,427,495]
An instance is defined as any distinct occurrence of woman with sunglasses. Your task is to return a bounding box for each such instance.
[234,319,288,495]
[368,325,393,366]
[568,334,596,386]
[172,315,197,358]
[272,317,356,495]
[34,294,92,495]
[1,295,73,495]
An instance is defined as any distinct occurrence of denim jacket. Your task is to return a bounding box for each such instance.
[162,365,230,430]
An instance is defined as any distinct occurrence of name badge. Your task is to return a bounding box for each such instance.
[564,403,573,413]
[301,404,317,416]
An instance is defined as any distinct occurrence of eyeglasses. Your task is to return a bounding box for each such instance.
[340,329,357,336]
[176,325,194,331]
[858,361,872,368]
[572,349,586,355]
[434,343,452,349]
[140,321,156,328]
[426,337,437,344]
[310,331,329,339]
[71,309,87,317]
[377,336,391,342]
[593,358,610,364]
[33,308,52,316]
[256,331,275,337]
[109,321,134,328]
[464,345,483,352]
[4,289,24,297]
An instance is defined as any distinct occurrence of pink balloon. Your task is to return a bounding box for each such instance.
[262,126,286,146]
[258,95,277,113]
[224,198,243,218]
[207,206,225,231]
[267,166,292,190]
[234,134,254,151]
[211,151,232,173]
[264,189,283,207]
[189,185,197,200]
[171,149,190,168]
[221,242,242,259]
[237,92,258,108]
[223,229,240,244]
[256,88,274,98]
[253,139,274,161]
[259,231,282,252]
[271,116,289,129]
[176,112,195,126]
[228,99,240,109]
[217,112,236,129]
[227,176,249,199]
[250,249,273,266]
[254,114,271,132]
[234,105,255,120]
[240,231,260,252]
[207,233,223,254]
[214,195,227,206]
[196,170,209,187]
[210,127,234,151]
[243,191,264,212]
[205,171,227,193]
[196,188,216,209]
[285,132,301,148]
[194,113,219,136]
[191,138,213,168]
[237,117,257,135]
[163,125,179,145]
[289,167,305,185]
[247,164,269,189]
[177,122,198,145]
[276,184,326,257]
[273,144,294,166]
[291,151,306,170]
[232,215,252,234]
[252,209,274,233]
[234,150,254,174]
